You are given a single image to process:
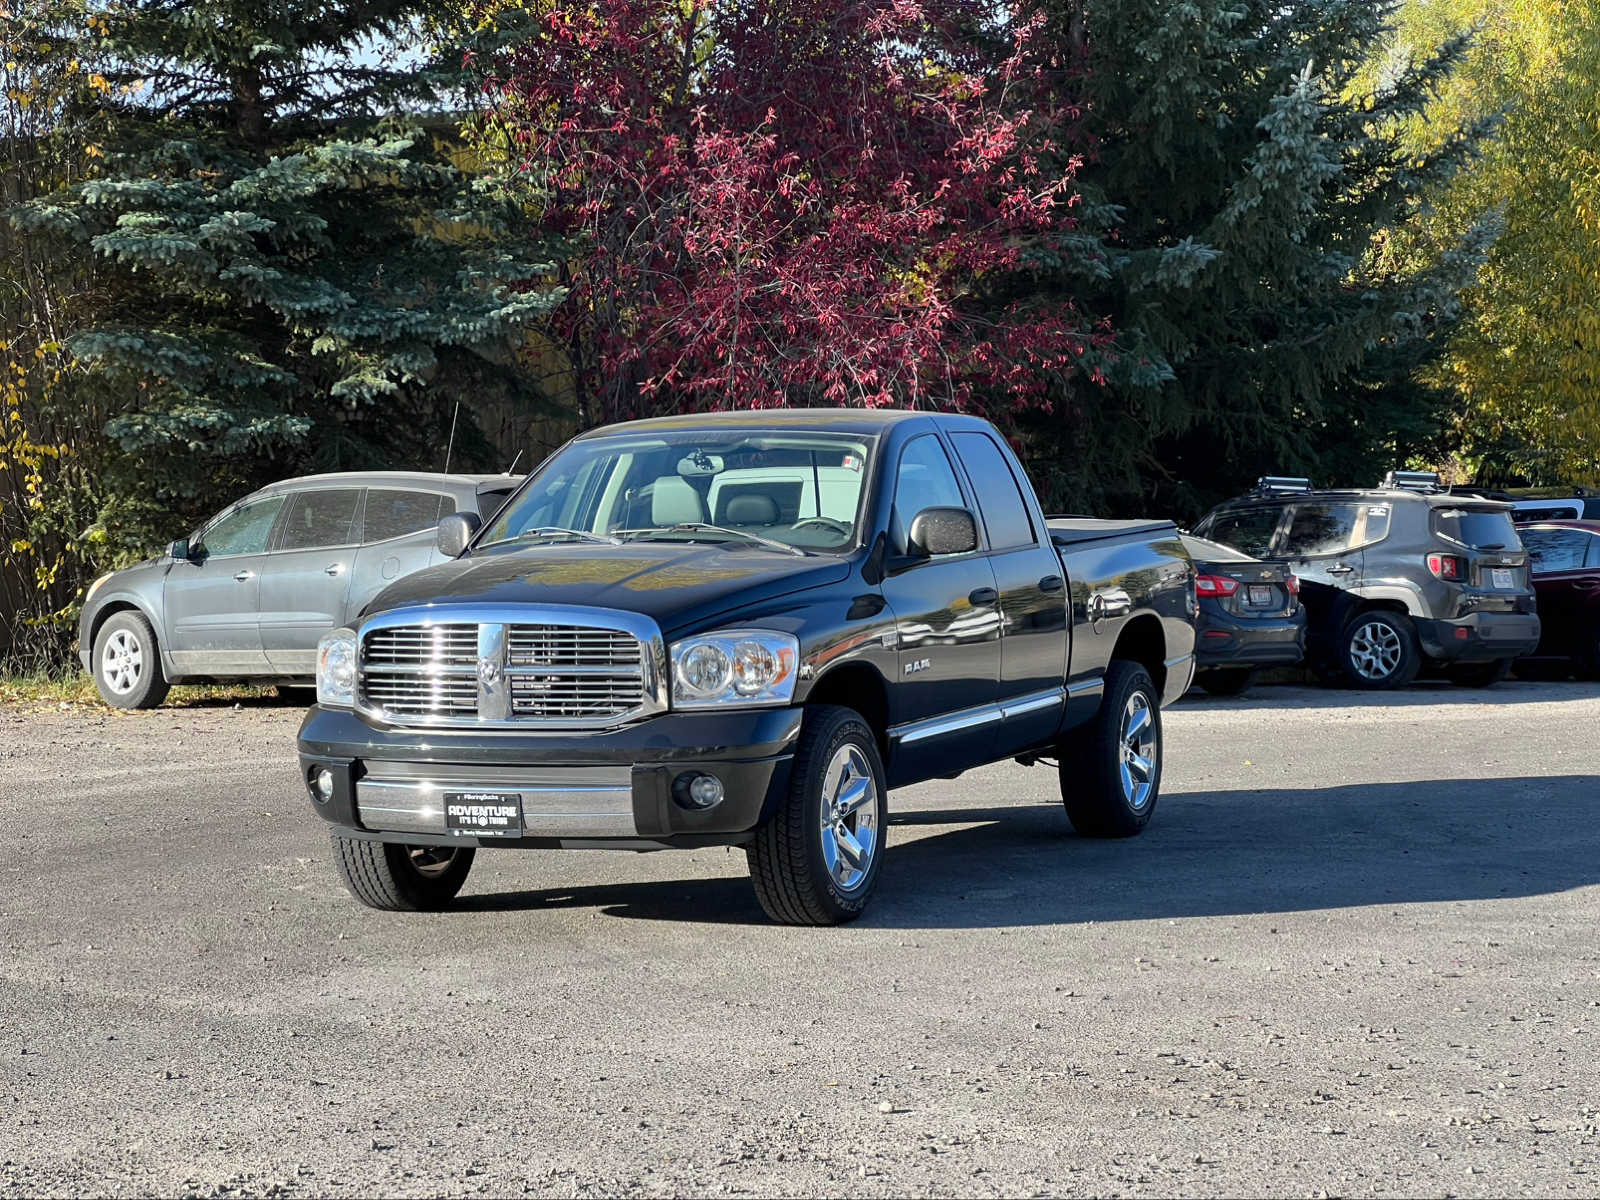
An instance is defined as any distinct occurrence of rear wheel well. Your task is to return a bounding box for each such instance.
[1110,615,1166,693]
[804,664,889,761]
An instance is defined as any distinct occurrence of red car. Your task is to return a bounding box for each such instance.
[1514,521,1600,678]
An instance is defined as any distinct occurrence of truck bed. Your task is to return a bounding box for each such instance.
[1047,517,1179,547]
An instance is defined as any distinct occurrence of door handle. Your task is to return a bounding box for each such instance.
[1327,563,1355,575]
[1039,575,1065,593]
[969,587,999,606]
[233,570,254,583]
[324,563,345,576]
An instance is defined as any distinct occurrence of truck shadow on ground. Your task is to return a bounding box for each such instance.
[455,773,1599,927]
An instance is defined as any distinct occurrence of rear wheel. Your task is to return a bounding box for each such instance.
[1332,611,1421,690]
[1448,659,1511,687]
[1058,660,1162,838]
[1194,667,1257,697]
[91,611,172,709]
[331,834,475,911]
[747,705,886,926]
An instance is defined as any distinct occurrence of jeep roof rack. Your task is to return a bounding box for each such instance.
[1252,475,1312,495]
[1382,470,1442,493]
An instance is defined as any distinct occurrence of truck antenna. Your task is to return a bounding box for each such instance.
[442,401,460,474]
[507,448,524,475]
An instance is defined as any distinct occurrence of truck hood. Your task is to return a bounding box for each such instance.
[364,541,852,635]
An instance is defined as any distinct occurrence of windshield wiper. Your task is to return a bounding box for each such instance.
[615,523,807,557]
[510,526,622,546]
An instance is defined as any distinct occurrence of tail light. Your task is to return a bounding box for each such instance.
[1195,574,1239,597]
[1285,574,1300,596]
[1426,553,1463,580]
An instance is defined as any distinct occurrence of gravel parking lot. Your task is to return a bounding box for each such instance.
[2,681,1598,1197]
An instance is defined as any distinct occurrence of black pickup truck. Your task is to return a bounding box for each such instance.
[299,410,1197,924]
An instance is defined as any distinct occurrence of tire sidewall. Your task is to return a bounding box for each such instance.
[1103,663,1161,832]
[383,843,476,909]
[803,713,887,919]
[1340,611,1417,689]
[92,612,164,708]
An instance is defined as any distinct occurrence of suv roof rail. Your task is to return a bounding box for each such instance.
[1382,470,1442,492]
[1253,475,1312,495]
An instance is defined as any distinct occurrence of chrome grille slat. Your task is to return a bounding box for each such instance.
[357,610,658,727]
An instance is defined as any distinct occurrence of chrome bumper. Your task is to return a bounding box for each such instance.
[356,761,636,838]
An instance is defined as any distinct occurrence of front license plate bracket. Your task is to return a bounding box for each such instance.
[443,791,524,838]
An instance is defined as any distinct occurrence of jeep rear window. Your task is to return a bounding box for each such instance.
[1198,507,1282,557]
[1434,508,1521,551]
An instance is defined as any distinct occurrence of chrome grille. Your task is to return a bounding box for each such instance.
[357,612,657,727]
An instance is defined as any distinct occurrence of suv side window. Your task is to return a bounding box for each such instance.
[278,488,360,551]
[1200,506,1284,557]
[197,496,286,558]
[362,490,456,543]
[1281,503,1362,557]
[950,432,1036,549]
[1521,526,1591,573]
[891,435,969,555]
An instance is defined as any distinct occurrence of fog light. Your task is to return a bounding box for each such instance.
[313,767,335,803]
[675,772,725,810]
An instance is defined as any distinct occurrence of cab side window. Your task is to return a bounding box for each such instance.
[362,490,456,543]
[197,496,286,558]
[890,435,968,555]
[278,489,360,551]
[1281,503,1361,557]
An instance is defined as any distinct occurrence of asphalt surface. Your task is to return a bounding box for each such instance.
[2,680,1598,1198]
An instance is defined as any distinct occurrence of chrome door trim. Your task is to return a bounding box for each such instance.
[889,686,1064,746]
[999,687,1064,719]
[354,603,669,732]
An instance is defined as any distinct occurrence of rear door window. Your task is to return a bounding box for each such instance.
[1201,506,1286,557]
[1433,507,1521,551]
[362,490,456,543]
[1281,503,1362,557]
[278,489,361,551]
[950,432,1036,549]
[1521,526,1591,573]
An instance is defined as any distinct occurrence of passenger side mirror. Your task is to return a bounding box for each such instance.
[167,538,191,561]
[436,511,481,557]
[908,507,978,558]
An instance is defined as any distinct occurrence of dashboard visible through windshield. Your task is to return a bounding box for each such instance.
[479,430,877,554]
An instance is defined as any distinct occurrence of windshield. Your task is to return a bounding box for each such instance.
[478,430,877,554]
[1433,507,1522,551]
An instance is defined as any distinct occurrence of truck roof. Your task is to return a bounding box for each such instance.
[576,408,978,438]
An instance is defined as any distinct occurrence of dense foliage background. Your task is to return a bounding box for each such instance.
[2,0,1594,667]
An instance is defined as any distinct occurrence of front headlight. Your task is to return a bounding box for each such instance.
[670,630,799,709]
[317,627,358,708]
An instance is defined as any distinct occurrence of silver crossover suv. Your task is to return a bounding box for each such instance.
[78,471,520,707]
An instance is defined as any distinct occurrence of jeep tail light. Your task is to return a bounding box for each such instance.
[1195,574,1239,597]
[1285,574,1300,596]
[1426,553,1463,580]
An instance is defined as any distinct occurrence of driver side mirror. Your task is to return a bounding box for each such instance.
[436,511,482,558]
[167,538,192,561]
[907,507,978,558]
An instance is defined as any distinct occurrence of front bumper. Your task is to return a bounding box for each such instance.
[297,705,802,849]
[1194,610,1306,669]
[1415,611,1541,664]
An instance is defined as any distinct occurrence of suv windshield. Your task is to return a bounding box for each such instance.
[1433,507,1521,551]
[479,430,876,554]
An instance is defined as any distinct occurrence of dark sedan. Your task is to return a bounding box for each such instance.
[1182,534,1306,695]
[1513,521,1600,678]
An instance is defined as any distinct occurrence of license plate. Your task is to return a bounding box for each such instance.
[1491,568,1515,589]
[1247,584,1274,607]
[443,791,523,838]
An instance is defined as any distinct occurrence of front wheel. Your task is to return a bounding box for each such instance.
[1448,659,1511,688]
[91,611,172,709]
[1058,660,1162,838]
[331,834,475,911]
[747,705,887,926]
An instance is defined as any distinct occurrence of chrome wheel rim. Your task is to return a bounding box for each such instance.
[100,629,143,695]
[407,846,459,878]
[1350,620,1402,681]
[1119,693,1158,811]
[819,743,878,893]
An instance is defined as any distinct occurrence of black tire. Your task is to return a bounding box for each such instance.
[747,705,887,926]
[1058,660,1162,838]
[1333,610,1421,690]
[90,610,172,709]
[331,834,475,911]
[1448,658,1511,687]
[1194,667,1257,697]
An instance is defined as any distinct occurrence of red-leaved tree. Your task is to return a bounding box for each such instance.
[475,0,1110,424]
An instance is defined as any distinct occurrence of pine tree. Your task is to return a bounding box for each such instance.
[1018,0,1496,514]
[10,0,563,543]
